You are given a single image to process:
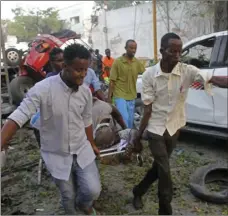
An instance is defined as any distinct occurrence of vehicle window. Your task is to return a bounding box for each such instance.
[182,38,215,69]
[224,49,228,66]
[219,36,228,67]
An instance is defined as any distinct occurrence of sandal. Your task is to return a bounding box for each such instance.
[91,207,97,215]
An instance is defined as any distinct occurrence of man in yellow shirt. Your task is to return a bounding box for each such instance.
[108,40,145,128]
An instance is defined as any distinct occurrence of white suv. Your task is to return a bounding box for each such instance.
[136,31,228,139]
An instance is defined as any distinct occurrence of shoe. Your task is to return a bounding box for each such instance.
[132,187,143,210]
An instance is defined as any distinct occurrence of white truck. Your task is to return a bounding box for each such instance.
[136,31,228,139]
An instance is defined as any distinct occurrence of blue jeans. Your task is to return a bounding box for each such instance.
[53,156,101,214]
[114,98,135,128]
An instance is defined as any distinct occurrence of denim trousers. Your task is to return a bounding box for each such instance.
[114,97,135,128]
[53,156,101,214]
[133,130,179,215]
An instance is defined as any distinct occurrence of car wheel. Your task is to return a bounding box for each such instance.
[10,76,34,105]
[189,163,228,204]
[5,48,22,66]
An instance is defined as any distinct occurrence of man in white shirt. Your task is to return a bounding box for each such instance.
[1,43,101,215]
[132,33,228,215]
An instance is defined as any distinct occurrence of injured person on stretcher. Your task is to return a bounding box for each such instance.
[30,97,143,164]
[92,97,143,164]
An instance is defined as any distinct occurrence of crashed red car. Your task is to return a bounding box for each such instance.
[9,29,82,105]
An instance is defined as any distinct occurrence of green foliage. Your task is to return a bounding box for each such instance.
[2,7,67,42]
[94,1,143,11]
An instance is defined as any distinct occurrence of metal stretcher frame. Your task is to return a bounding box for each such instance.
[100,142,126,158]
[99,142,143,166]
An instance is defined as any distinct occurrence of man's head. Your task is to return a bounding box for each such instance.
[95,49,99,55]
[160,32,182,67]
[125,39,137,58]
[49,48,64,72]
[105,48,111,58]
[62,43,91,91]
[95,126,116,149]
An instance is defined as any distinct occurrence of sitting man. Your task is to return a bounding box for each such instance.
[92,97,142,161]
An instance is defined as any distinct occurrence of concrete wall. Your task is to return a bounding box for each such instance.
[91,1,214,58]
[58,2,94,41]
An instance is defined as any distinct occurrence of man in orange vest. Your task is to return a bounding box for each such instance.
[102,48,114,83]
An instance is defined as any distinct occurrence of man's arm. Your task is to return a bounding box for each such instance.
[90,68,106,101]
[1,120,20,150]
[85,125,99,156]
[188,65,228,90]
[137,71,155,138]
[108,60,118,103]
[111,105,127,130]
[83,89,100,155]
[138,61,146,75]
[209,76,228,88]
[108,80,115,104]
[134,71,155,152]
[137,104,152,138]
[1,84,41,150]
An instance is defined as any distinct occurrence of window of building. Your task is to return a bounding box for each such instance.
[71,16,80,25]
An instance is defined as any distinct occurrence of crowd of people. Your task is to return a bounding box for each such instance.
[1,32,228,215]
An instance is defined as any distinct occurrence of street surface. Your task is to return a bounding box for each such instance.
[1,127,228,215]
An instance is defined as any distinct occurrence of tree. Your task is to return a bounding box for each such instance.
[94,1,142,11]
[3,7,68,42]
[214,1,228,31]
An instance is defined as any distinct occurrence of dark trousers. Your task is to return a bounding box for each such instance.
[134,130,179,215]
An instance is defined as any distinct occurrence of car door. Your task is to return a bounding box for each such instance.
[211,35,228,128]
[182,37,219,126]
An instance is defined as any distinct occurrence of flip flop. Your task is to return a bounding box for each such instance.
[91,207,97,215]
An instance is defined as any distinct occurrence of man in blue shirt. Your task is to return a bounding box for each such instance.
[84,68,106,101]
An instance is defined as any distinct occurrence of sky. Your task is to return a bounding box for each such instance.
[1,1,93,20]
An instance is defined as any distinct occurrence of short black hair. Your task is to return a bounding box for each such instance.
[161,32,181,49]
[89,48,94,53]
[95,49,99,53]
[63,43,91,64]
[125,39,136,48]
[49,47,63,61]
[105,48,110,52]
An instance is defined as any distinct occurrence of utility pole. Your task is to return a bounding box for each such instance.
[104,0,109,49]
[166,1,170,32]
[153,0,158,62]
[133,5,137,39]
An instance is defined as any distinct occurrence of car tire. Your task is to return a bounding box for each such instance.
[189,163,228,204]
[5,48,22,66]
[10,76,34,105]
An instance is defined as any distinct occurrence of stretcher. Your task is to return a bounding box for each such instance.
[99,139,143,167]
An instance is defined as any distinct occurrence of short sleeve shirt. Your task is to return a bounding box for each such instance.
[109,56,145,100]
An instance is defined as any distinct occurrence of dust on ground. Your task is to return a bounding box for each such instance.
[1,127,228,215]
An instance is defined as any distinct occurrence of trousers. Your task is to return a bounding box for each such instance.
[134,130,179,215]
[53,156,101,214]
[114,97,135,128]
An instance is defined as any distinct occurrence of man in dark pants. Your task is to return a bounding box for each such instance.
[132,32,228,215]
